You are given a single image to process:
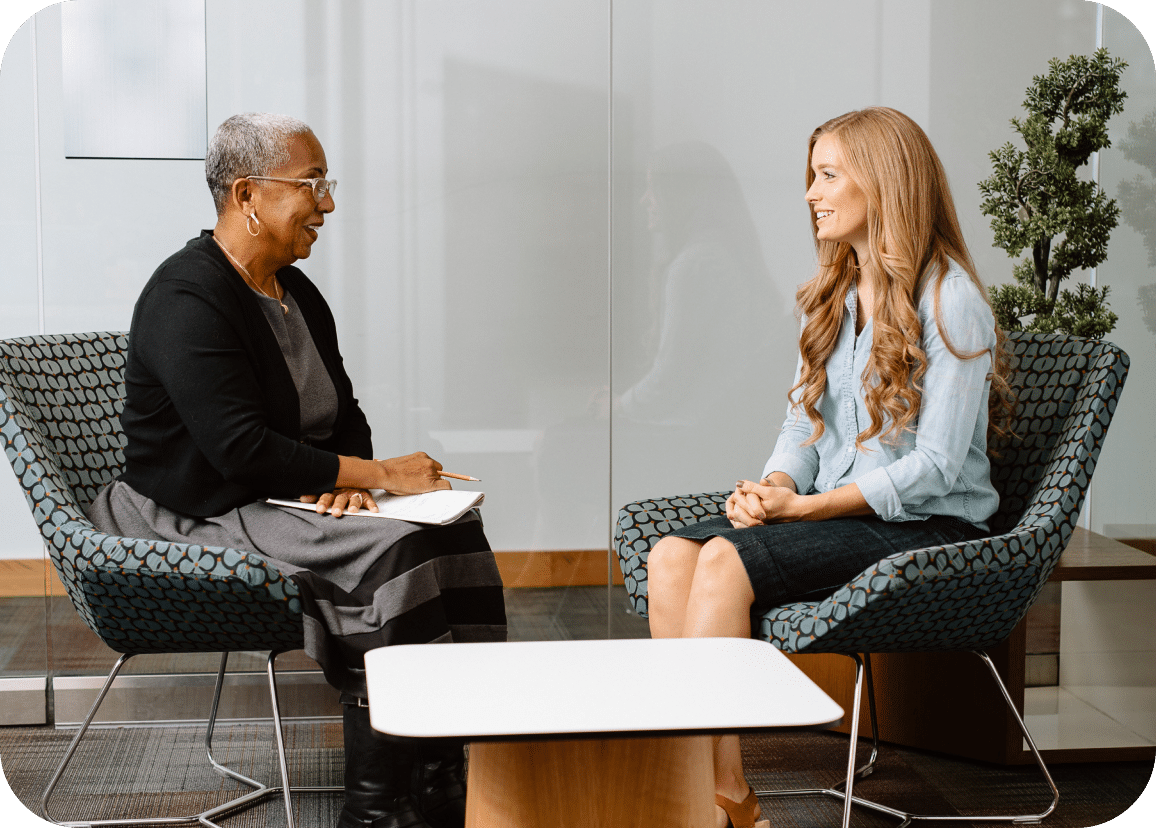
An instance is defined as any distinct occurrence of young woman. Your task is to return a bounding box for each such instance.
[644,107,1012,828]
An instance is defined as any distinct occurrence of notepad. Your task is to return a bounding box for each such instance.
[267,489,484,525]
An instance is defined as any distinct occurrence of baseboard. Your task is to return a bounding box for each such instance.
[494,550,624,588]
[1,552,623,596]
[53,670,340,727]
[0,676,47,725]
[0,558,65,597]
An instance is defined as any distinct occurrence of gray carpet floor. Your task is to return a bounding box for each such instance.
[1,587,1152,826]
[1,721,1151,827]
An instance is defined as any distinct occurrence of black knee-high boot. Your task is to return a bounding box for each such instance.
[410,743,467,828]
[338,702,431,828]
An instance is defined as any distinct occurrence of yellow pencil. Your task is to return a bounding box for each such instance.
[440,471,481,482]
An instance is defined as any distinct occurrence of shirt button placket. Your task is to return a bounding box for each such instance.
[839,322,858,479]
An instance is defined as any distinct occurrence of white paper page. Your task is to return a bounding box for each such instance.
[266,489,484,525]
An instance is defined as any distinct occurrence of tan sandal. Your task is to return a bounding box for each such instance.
[715,787,770,828]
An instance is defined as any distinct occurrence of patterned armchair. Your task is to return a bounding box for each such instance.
[0,332,337,828]
[614,332,1129,828]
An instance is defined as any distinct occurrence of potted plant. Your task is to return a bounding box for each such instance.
[979,48,1127,338]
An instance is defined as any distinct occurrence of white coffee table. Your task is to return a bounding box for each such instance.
[365,637,843,828]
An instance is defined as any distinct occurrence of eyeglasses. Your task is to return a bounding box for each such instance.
[247,176,337,202]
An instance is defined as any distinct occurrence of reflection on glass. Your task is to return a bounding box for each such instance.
[609,142,781,505]
[0,584,46,678]
[1116,109,1156,340]
[437,57,610,552]
[1117,110,1156,269]
[620,142,775,426]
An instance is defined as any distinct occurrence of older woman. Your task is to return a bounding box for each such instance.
[86,113,505,828]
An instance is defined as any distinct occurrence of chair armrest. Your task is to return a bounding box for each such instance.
[51,519,304,655]
[757,523,1063,655]
[613,491,729,616]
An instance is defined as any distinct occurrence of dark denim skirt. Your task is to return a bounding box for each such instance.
[669,514,986,610]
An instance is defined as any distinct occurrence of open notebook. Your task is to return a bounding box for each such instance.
[267,489,484,526]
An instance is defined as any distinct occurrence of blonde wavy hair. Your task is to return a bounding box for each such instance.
[790,107,1013,450]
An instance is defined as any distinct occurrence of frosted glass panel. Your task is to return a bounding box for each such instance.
[611,0,893,507]
[290,0,612,552]
[0,16,41,342]
[1,0,1152,583]
[426,15,610,550]
[61,0,206,159]
[1094,6,1156,544]
[0,17,49,561]
[609,0,1098,510]
[36,4,214,337]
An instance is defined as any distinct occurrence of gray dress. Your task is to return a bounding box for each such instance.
[88,288,507,698]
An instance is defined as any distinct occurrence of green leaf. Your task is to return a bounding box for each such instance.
[977,48,1125,336]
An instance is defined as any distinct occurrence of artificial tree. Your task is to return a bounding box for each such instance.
[979,48,1127,338]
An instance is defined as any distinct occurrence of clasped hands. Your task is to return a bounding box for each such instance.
[299,451,451,517]
[726,477,802,528]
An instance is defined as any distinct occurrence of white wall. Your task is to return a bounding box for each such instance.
[1,0,1154,561]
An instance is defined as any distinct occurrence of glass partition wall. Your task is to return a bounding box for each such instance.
[0,0,1152,729]
[2,0,623,727]
[0,3,52,727]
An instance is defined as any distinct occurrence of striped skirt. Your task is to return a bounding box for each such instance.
[87,482,508,697]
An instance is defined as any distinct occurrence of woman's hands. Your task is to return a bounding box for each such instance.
[725,474,873,528]
[726,477,803,528]
[311,451,452,517]
[300,487,379,517]
[375,451,452,495]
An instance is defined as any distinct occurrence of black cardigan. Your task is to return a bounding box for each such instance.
[118,231,373,517]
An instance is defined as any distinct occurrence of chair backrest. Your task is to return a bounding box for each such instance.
[0,332,303,655]
[0,332,128,513]
[989,333,1129,540]
[761,331,1130,654]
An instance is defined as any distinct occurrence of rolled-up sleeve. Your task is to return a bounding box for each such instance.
[855,276,995,520]
[762,351,820,493]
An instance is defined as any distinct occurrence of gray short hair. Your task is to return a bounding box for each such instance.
[205,113,313,215]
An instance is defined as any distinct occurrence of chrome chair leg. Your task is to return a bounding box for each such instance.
[40,650,342,828]
[759,653,875,828]
[199,650,342,828]
[972,650,1060,823]
[839,653,865,828]
[268,650,297,828]
[41,653,136,826]
[832,653,880,788]
[758,650,1060,827]
[204,652,266,791]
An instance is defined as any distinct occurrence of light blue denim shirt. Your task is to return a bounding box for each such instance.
[763,260,999,530]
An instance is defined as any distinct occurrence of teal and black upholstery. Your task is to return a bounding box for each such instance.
[614,332,1129,828]
[0,331,337,827]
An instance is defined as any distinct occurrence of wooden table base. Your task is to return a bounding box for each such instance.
[465,735,715,828]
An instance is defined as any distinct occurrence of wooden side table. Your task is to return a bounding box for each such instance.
[364,637,843,828]
[787,527,1156,764]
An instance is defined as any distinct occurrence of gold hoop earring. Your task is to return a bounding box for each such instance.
[246,212,261,237]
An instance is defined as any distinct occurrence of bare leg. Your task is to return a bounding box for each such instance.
[684,538,758,826]
[651,535,760,827]
[646,536,707,640]
[680,537,754,640]
[714,734,749,810]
